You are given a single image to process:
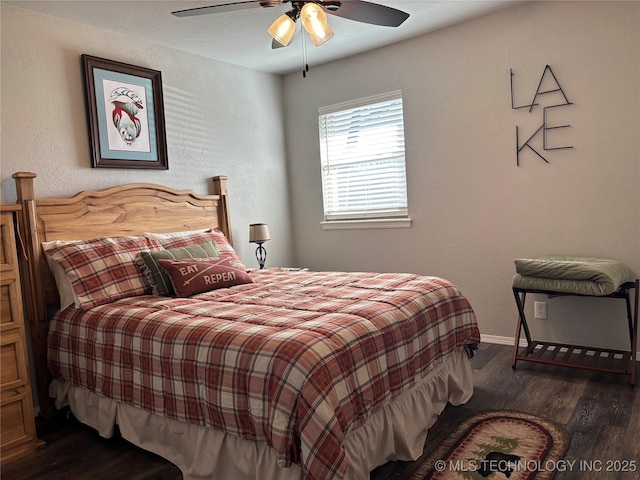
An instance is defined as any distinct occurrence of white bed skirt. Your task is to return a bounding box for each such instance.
[50,349,474,480]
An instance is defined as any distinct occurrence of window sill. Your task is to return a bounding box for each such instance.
[320,217,412,230]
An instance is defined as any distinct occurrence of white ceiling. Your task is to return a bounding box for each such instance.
[5,0,519,75]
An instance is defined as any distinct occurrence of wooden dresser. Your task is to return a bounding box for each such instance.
[0,204,43,463]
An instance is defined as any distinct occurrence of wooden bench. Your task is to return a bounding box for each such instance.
[512,279,638,386]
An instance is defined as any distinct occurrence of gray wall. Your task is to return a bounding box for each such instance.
[0,4,294,269]
[282,1,640,350]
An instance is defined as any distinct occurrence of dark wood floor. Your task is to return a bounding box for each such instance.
[2,344,638,480]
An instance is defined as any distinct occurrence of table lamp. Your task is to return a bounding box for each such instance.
[249,223,271,269]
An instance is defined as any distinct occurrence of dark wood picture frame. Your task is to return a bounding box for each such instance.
[81,55,168,169]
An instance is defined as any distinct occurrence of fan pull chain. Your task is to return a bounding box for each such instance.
[302,33,309,78]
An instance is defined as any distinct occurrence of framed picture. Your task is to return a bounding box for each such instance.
[81,55,168,169]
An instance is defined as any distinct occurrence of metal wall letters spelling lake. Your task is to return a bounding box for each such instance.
[510,65,574,166]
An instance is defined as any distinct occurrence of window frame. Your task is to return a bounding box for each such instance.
[318,90,411,230]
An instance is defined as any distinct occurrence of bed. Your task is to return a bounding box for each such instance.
[13,172,480,480]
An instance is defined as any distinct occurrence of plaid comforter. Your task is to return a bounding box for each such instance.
[48,270,479,480]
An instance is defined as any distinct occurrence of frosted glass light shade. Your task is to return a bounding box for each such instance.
[268,14,296,46]
[300,3,333,46]
[300,2,327,29]
[307,22,334,47]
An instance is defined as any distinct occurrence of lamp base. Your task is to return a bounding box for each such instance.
[255,243,267,269]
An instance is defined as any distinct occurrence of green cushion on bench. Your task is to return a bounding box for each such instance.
[513,256,632,296]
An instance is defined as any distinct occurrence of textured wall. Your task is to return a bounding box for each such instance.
[283,1,640,350]
[2,2,639,354]
[1,4,293,268]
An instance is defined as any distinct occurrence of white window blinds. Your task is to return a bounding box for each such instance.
[319,90,408,222]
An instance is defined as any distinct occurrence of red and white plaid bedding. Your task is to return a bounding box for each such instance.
[48,270,479,480]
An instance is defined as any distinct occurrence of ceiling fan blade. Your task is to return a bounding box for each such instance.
[172,1,283,17]
[326,1,409,27]
[272,38,288,49]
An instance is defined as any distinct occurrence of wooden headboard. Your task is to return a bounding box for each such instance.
[12,172,232,416]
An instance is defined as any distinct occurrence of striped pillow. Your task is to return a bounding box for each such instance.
[137,241,220,296]
[145,228,244,265]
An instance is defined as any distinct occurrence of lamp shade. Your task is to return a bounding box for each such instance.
[300,3,333,47]
[249,223,271,243]
[268,13,296,46]
[307,22,334,47]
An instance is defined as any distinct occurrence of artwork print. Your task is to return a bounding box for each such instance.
[102,80,150,152]
[82,55,168,169]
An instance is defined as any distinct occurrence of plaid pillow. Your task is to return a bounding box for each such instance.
[157,256,253,297]
[145,228,244,265]
[44,236,163,310]
[42,240,81,309]
[136,241,220,296]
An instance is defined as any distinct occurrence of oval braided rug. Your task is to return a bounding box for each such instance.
[410,410,570,480]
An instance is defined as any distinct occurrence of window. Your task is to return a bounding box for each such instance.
[318,90,410,229]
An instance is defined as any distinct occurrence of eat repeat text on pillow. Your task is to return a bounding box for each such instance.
[157,256,253,297]
[136,241,220,296]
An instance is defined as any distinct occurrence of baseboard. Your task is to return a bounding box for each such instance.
[480,334,640,358]
[480,334,526,347]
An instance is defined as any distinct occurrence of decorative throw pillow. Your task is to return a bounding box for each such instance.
[136,241,220,296]
[145,228,244,265]
[44,236,164,310]
[157,256,253,297]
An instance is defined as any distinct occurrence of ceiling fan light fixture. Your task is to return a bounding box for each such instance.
[268,12,296,46]
[300,2,328,23]
[307,22,334,47]
[300,2,333,46]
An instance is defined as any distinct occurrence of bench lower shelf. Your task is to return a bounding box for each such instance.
[514,340,634,376]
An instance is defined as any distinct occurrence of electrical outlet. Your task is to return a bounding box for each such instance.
[534,301,547,319]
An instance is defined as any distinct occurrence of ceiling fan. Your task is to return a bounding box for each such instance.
[172,1,410,49]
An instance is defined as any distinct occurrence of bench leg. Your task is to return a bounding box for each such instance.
[630,280,638,386]
[512,289,532,369]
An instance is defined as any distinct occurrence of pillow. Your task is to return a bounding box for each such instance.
[143,228,209,240]
[42,240,81,309]
[157,256,253,297]
[44,236,164,310]
[136,241,220,296]
[145,228,244,265]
